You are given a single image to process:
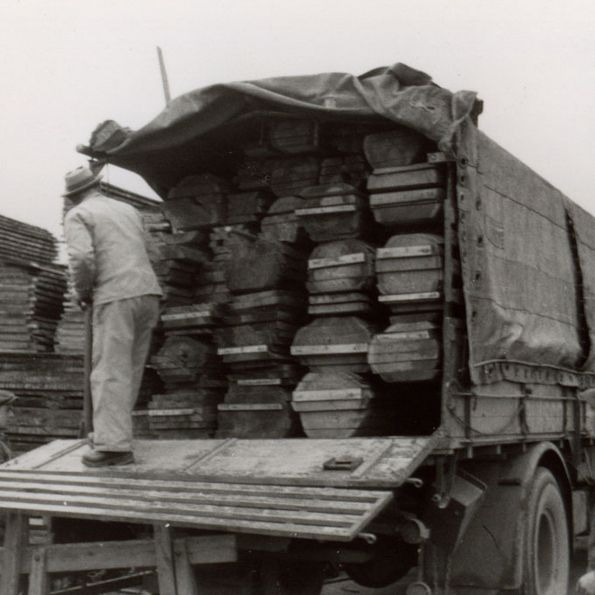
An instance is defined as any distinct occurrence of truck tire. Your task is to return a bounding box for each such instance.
[522,468,569,594]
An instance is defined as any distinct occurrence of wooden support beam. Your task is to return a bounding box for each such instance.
[174,539,199,595]
[27,547,48,595]
[0,534,236,574]
[1,513,26,595]
[154,523,178,595]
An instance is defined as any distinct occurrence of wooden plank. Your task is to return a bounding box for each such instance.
[378,292,441,303]
[236,378,284,386]
[0,437,429,489]
[2,440,80,471]
[174,539,199,595]
[367,163,444,192]
[0,480,372,514]
[374,330,434,341]
[376,245,436,259]
[291,400,372,412]
[308,253,366,269]
[162,310,216,322]
[0,471,389,503]
[0,489,363,527]
[5,473,386,500]
[148,409,198,417]
[0,500,359,541]
[295,205,357,216]
[154,524,178,595]
[181,439,238,471]
[217,345,268,355]
[26,547,48,595]
[375,258,442,273]
[1,512,26,595]
[182,439,398,487]
[369,187,444,206]
[359,434,441,484]
[293,389,366,401]
[308,303,372,316]
[218,404,284,412]
[5,535,237,574]
[291,344,369,355]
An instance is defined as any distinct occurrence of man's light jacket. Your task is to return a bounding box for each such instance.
[64,190,162,304]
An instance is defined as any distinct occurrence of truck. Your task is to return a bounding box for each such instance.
[1,62,594,594]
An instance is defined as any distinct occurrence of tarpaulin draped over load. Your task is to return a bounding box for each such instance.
[81,61,595,381]
[565,200,595,371]
[456,123,595,381]
[81,63,478,196]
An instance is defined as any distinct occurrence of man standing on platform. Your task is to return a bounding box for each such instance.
[62,164,162,467]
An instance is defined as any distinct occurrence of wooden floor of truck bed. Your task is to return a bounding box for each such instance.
[0,437,436,541]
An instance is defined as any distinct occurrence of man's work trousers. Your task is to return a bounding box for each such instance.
[91,295,160,452]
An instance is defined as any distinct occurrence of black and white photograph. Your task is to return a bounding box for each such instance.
[0,1,595,593]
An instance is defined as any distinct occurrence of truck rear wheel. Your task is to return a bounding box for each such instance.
[522,468,569,594]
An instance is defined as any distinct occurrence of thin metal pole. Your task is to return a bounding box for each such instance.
[157,46,171,106]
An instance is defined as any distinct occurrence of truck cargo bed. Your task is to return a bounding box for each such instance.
[1,436,437,488]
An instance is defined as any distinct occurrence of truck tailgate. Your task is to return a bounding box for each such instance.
[1,435,438,488]
[0,436,437,541]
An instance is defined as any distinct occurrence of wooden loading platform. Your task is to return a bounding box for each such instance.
[0,436,437,594]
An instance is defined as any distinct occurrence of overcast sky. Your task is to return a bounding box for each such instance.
[1,0,594,241]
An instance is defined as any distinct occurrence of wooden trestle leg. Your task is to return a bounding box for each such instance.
[0,513,233,594]
[27,547,48,595]
[2,513,27,595]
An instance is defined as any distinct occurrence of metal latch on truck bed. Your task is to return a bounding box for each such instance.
[323,456,364,471]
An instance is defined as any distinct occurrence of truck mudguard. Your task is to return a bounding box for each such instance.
[448,442,571,590]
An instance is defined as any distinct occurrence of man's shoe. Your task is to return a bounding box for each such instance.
[82,450,134,467]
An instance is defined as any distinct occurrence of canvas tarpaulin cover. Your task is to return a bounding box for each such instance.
[82,63,477,195]
[456,123,595,383]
